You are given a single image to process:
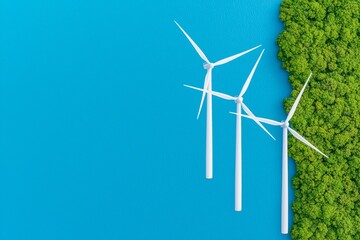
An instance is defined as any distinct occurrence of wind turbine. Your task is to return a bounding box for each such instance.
[175,20,261,179]
[233,73,328,234]
[184,49,275,211]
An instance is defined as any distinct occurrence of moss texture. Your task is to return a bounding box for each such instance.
[277,0,360,239]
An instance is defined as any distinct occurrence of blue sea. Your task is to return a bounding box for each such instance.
[0,0,293,239]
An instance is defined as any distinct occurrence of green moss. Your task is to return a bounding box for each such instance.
[277,0,360,239]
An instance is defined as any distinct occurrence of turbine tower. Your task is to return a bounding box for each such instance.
[234,73,328,233]
[175,21,261,179]
[184,50,275,211]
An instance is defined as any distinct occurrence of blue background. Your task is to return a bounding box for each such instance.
[0,0,294,239]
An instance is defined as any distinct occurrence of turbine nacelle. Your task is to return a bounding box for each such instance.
[281,121,289,128]
[235,97,243,104]
[203,63,214,70]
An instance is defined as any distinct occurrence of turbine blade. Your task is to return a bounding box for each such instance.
[184,84,235,101]
[197,71,211,119]
[214,45,262,66]
[288,127,328,158]
[234,113,282,126]
[174,21,210,64]
[286,73,312,122]
[184,84,206,92]
[211,91,235,100]
[239,49,265,97]
[241,102,276,140]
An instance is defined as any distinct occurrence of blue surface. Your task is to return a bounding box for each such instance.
[0,0,294,239]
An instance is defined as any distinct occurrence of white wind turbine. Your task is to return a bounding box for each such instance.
[175,20,261,179]
[184,49,275,211]
[233,73,328,234]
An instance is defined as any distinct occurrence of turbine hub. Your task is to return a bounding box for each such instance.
[282,121,289,128]
[203,63,214,70]
[235,97,243,103]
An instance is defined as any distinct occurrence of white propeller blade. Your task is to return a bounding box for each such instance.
[287,127,328,158]
[240,102,276,140]
[232,113,283,126]
[174,21,210,64]
[214,45,262,66]
[286,73,312,122]
[184,84,207,93]
[239,49,265,97]
[211,91,236,101]
[196,71,211,119]
[184,84,236,101]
